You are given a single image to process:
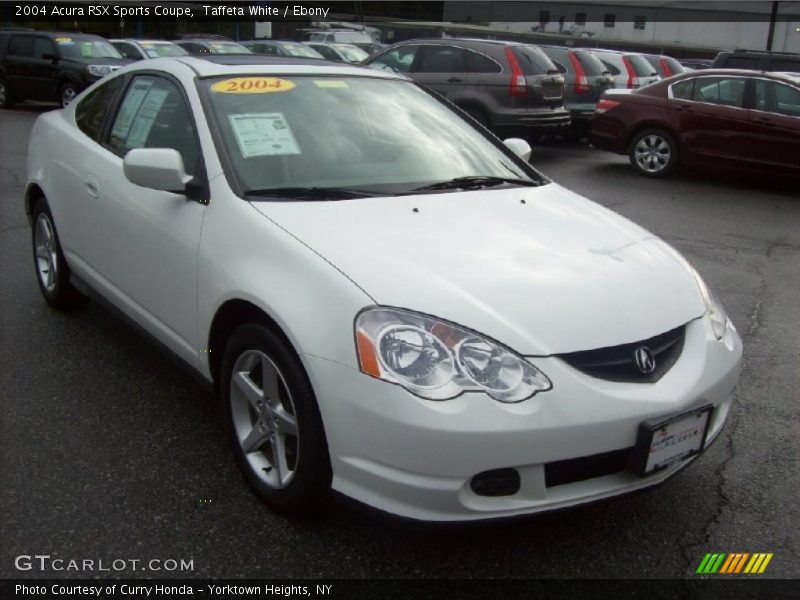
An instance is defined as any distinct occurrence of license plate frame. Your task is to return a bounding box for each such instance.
[628,405,714,477]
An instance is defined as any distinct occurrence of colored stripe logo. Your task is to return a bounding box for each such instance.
[696,553,773,574]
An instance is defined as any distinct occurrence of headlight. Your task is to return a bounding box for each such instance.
[86,64,113,77]
[691,270,729,340]
[355,307,551,402]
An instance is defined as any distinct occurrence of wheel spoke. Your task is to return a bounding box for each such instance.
[271,407,298,436]
[260,355,282,406]
[233,371,263,409]
[241,425,269,454]
[271,434,290,486]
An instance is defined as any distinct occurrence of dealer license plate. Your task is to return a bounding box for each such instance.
[629,406,713,476]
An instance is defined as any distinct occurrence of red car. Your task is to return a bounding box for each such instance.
[588,69,800,178]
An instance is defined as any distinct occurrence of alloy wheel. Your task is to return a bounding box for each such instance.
[634,134,671,174]
[229,349,300,490]
[61,87,77,107]
[34,213,58,292]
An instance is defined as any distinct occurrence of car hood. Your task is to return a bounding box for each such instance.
[251,183,706,355]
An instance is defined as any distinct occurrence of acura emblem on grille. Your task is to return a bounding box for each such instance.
[633,346,656,374]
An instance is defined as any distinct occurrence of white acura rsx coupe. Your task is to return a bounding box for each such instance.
[26,55,742,521]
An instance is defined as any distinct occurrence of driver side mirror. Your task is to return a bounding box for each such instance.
[503,138,532,162]
[123,148,192,193]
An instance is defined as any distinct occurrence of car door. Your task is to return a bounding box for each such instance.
[30,36,59,100]
[748,78,800,175]
[676,75,754,168]
[78,74,206,366]
[5,35,34,98]
[411,44,468,99]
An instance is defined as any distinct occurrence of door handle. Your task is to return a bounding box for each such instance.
[446,77,463,83]
[84,176,99,198]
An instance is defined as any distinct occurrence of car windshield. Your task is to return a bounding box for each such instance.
[140,43,188,58]
[279,43,323,58]
[56,38,122,59]
[210,42,251,54]
[333,44,368,62]
[201,75,541,197]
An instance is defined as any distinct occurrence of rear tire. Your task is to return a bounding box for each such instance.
[222,323,332,516]
[628,129,678,178]
[31,198,88,309]
[0,77,15,109]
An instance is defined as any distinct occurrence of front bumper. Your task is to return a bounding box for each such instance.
[303,316,742,521]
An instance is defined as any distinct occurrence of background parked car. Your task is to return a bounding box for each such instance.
[0,30,129,108]
[175,39,252,55]
[679,58,713,70]
[111,39,188,61]
[366,38,570,136]
[539,45,615,136]
[712,49,800,74]
[642,53,687,78]
[305,42,368,63]
[592,49,661,88]
[240,40,324,60]
[588,70,800,178]
[307,29,378,54]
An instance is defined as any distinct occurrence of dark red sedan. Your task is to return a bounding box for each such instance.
[588,69,800,177]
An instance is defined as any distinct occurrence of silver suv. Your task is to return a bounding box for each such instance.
[592,49,661,89]
[366,38,570,136]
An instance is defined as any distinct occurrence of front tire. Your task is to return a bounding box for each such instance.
[222,323,332,515]
[31,198,87,309]
[629,129,678,177]
[59,82,79,108]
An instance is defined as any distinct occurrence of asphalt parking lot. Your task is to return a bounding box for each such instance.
[1,106,798,580]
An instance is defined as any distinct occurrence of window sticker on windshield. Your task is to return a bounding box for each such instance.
[145,50,159,58]
[211,77,295,94]
[228,113,301,158]
[80,43,93,57]
[55,37,72,44]
[313,80,348,89]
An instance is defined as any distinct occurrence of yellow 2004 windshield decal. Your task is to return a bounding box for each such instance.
[211,77,295,94]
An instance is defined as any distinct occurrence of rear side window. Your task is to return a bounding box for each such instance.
[723,56,760,69]
[75,75,126,141]
[671,79,694,100]
[600,59,621,76]
[8,35,34,57]
[513,46,556,75]
[692,77,746,108]
[113,42,141,60]
[574,51,607,76]
[417,45,467,73]
[466,50,501,74]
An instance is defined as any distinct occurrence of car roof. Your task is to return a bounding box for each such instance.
[153,55,405,80]
[12,31,103,40]
[111,39,176,44]
[674,68,800,83]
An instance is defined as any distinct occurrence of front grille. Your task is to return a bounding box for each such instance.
[545,447,633,488]
[558,325,686,383]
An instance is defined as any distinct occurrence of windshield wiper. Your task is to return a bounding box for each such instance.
[243,186,380,200]
[411,176,540,192]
